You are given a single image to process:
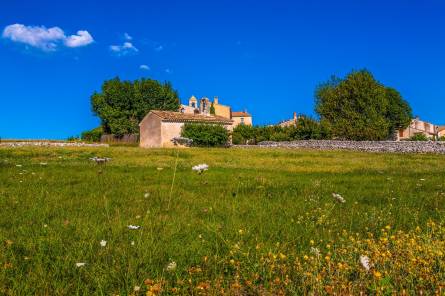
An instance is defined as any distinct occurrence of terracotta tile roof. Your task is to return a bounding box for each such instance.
[150,110,233,124]
[438,126,445,132]
[232,111,251,117]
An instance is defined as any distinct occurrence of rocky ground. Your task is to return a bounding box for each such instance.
[237,140,445,154]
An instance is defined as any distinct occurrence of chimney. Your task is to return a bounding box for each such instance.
[214,96,219,105]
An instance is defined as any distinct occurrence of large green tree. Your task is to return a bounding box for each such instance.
[91,77,180,136]
[315,70,412,140]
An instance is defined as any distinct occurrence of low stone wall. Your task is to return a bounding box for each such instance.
[0,141,109,148]
[236,140,445,154]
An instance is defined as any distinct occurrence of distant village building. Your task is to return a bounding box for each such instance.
[231,111,252,126]
[139,110,233,148]
[140,96,254,148]
[438,126,445,138]
[180,96,252,127]
[397,117,439,140]
[278,112,299,127]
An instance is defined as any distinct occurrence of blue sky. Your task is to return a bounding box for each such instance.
[1,0,444,139]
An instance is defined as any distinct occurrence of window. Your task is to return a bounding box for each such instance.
[191,102,196,108]
[240,117,244,125]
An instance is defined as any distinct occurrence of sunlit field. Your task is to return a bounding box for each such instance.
[1,147,445,295]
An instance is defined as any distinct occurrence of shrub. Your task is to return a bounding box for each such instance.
[232,116,332,144]
[81,126,103,142]
[439,136,445,142]
[181,123,229,147]
[410,133,429,141]
[232,125,256,145]
[66,136,80,142]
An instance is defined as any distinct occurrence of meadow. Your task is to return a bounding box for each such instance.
[1,146,445,295]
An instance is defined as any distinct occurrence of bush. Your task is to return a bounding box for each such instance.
[66,136,80,142]
[81,126,103,142]
[232,116,332,144]
[232,125,256,145]
[409,133,429,141]
[439,136,445,142]
[181,123,229,147]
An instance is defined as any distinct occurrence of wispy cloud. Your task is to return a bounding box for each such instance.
[154,45,164,52]
[109,42,138,56]
[124,32,132,40]
[165,68,172,74]
[139,64,150,70]
[2,24,94,51]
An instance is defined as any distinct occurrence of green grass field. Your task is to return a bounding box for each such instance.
[1,147,445,295]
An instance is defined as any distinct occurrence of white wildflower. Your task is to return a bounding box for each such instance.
[100,240,107,247]
[144,192,150,198]
[134,286,141,292]
[76,262,86,267]
[131,241,135,246]
[43,224,48,228]
[89,157,111,164]
[16,164,22,167]
[166,261,177,272]
[310,247,320,258]
[192,164,209,173]
[128,225,141,230]
[332,193,346,203]
[40,162,47,166]
[420,178,425,181]
[360,255,371,271]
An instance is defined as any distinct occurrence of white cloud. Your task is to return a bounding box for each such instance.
[2,24,94,51]
[154,45,163,52]
[65,30,94,47]
[124,32,132,40]
[139,64,150,70]
[165,68,172,74]
[110,42,138,56]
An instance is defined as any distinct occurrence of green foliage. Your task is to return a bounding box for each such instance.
[66,136,80,142]
[439,136,445,142]
[81,126,103,142]
[315,70,412,140]
[232,116,331,144]
[232,124,256,144]
[181,123,229,147]
[91,77,180,136]
[210,103,215,115]
[409,133,429,141]
[386,87,413,132]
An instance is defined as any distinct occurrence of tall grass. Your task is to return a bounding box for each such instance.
[0,147,444,294]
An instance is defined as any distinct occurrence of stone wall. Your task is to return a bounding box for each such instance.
[0,141,108,147]
[235,140,445,154]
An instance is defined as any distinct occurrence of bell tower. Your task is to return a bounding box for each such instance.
[189,96,198,108]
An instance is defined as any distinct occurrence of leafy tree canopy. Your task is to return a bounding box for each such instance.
[91,77,180,136]
[315,70,412,140]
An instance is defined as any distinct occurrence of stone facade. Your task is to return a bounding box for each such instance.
[231,111,252,127]
[397,118,439,140]
[139,110,233,148]
[179,96,251,126]
[278,112,298,127]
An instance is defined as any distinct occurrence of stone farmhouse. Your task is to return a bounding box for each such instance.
[139,110,233,148]
[139,96,252,148]
[397,117,439,140]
